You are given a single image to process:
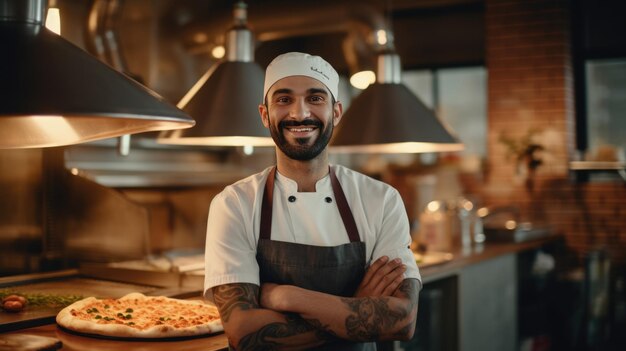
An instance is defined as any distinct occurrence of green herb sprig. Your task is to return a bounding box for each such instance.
[0,289,84,307]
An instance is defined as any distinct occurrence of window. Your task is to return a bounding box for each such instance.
[403,67,488,159]
[585,59,626,161]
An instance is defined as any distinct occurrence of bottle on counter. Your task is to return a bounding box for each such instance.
[416,201,450,252]
[415,197,479,252]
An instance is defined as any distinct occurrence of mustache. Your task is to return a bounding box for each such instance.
[279,119,323,128]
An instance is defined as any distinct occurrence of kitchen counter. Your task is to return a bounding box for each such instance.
[1,234,562,351]
[417,234,564,351]
[419,234,563,284]
[1,324,229,351]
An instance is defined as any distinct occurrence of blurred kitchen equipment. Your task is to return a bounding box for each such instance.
[454,198,474,248]
[413,174,438,217]
[479,205,551,243]
[0,0,195,149]
[330,23,463,154]
[416,200,449,252]
[158,1,272,148]
[416,197,477,251]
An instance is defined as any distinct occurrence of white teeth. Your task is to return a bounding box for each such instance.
[290,128,313,132]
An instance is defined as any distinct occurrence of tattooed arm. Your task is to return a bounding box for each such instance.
[212,256,409,350]
[212,283,337,350]
[260,278,420,342]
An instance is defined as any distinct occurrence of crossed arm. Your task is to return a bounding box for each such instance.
[212,256,420,350]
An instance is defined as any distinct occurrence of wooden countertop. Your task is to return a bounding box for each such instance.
[1,325,229,351]
[419,234,563,283]
[0,235,561,350]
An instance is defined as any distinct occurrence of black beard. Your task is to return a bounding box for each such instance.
[269,118,333,161]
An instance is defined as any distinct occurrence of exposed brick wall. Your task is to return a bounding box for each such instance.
[484,0,625,265]
[539,179,626,264]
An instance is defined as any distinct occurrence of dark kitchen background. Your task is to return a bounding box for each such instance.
[1,1,624,350]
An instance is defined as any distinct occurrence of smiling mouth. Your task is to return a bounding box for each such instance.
[280,119,323,138]
[287,127,316,133]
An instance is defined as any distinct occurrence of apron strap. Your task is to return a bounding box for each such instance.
[329,166,361,243]
[259,166,361,243]
[259,167,276,240]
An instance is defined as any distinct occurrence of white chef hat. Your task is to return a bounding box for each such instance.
[263,52,339,102]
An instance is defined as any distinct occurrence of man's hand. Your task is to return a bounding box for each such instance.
[354,256,406,297]
[258,264,405,311]
[260,256,407,306]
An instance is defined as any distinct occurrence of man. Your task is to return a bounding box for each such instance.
[204,52,421,350]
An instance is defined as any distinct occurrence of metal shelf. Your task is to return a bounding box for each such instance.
[569,161,626,181]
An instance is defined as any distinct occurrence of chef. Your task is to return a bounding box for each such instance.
[204,52,421,350]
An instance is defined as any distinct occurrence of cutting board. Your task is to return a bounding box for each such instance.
[0,334,61,351]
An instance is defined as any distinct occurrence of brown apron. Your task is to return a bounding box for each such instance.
[255,166,376,351]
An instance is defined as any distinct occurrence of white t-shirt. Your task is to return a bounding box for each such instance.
[203,165,421,299]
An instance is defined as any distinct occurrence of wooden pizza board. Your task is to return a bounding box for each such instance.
[0,333,62,351]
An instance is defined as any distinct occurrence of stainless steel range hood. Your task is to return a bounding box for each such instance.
[331,45,464,154]
[158,1,273,147]
[0,0,195,149]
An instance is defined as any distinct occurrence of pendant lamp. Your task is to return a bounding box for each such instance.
[331,47,463,154]
[0,0,195,149]
[158,1,273,147]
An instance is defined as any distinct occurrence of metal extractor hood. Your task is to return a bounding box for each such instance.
[331,49,464,154]
[0,0,195,149]
[158,1,273,147]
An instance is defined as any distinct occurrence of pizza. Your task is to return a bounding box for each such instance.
[56,292,223,339]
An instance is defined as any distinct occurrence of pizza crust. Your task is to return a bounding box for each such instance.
[56,293,223,339]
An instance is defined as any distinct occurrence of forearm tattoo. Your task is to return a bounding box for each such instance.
[238,314,334,350]
[342,279,419,341]
[305,318,340,342]
[212,283,259,322]
[392,279,419,338]
[213,284,337,349]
